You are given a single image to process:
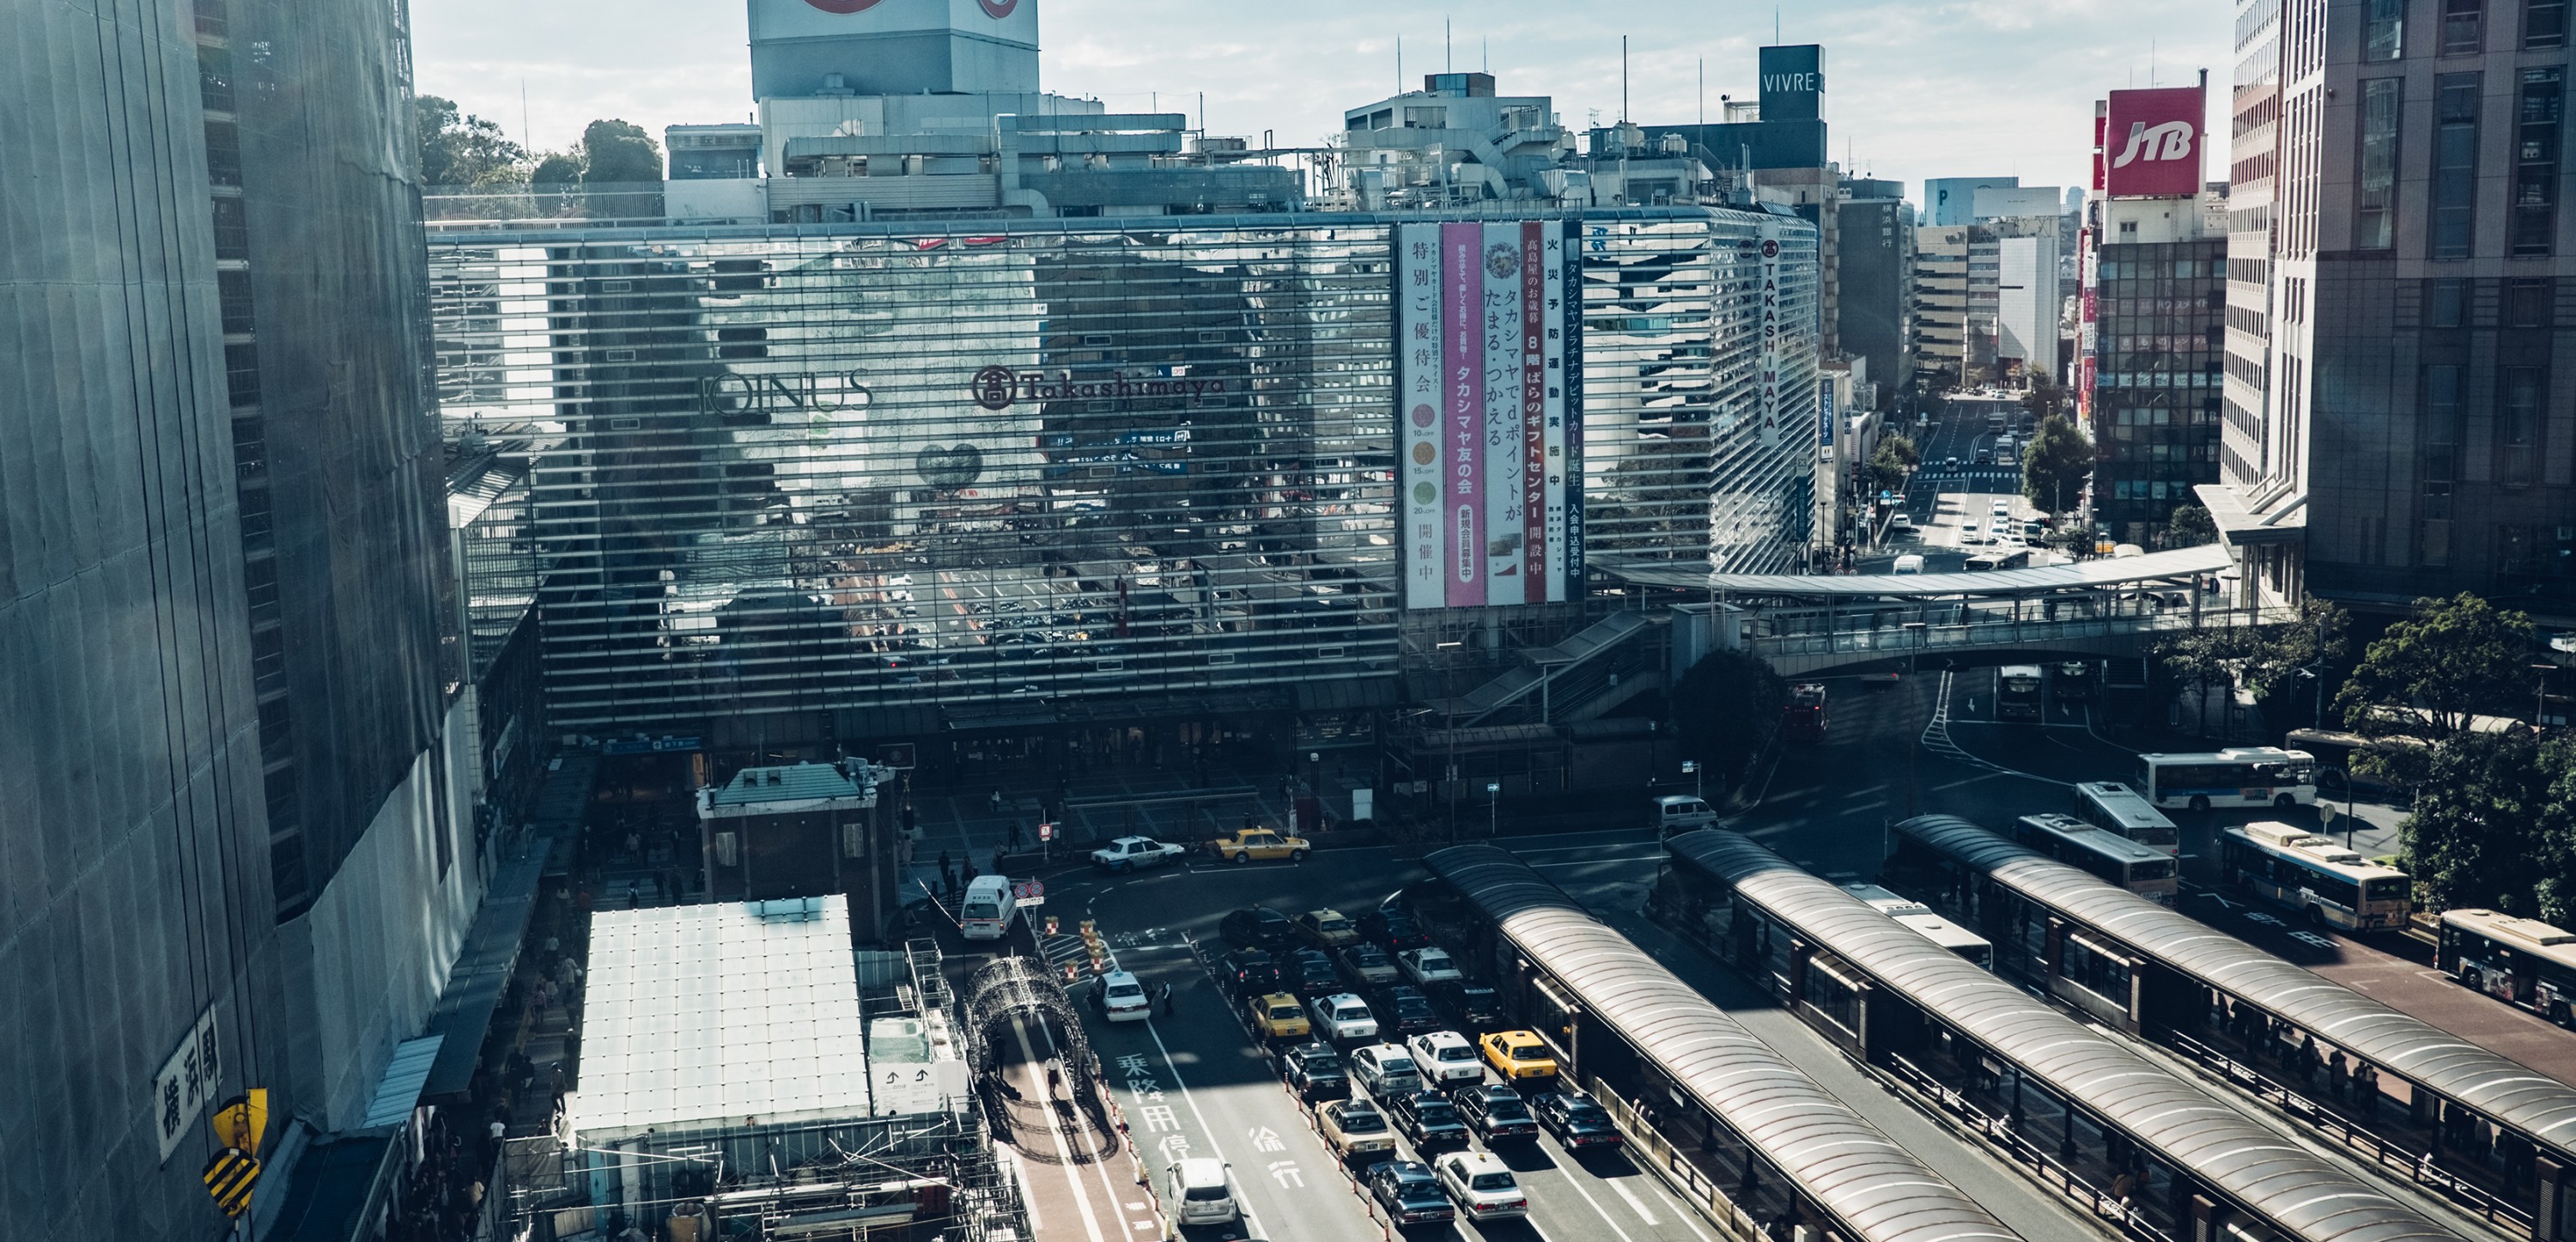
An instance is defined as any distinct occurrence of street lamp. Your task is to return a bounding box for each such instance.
[2533,664,2557,730]
[1485,782,1501,837]
[1681,759,1703,802]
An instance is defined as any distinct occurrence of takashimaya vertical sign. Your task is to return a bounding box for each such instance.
[1398,221,1579,610]
[1755,222,1787,447]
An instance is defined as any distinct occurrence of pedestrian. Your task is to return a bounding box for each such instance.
[1048,1065,1064,1097]
[2328,1050,2348,1101]
[990,788,1004,813]
[963,861,979,890]
[1242,810,1255,832]
[1159,982,1175,1017]
[1006,819,1022,849]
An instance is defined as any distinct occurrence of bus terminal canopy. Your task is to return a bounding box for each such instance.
[1598,545,2233,600]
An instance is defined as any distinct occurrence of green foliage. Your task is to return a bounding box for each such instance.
[2019,380,2069,423]
[1864,435,1917,496]
[2020,414,2093,516]
[2334,593,2536,741]
[1877,432,1919,469]
[2156,599,2348,739]
[2166,503,2218,548]
[2402,733,2568,919]
[1672,649,1788,790]
[578,119,663,185]
[415,94,526,187]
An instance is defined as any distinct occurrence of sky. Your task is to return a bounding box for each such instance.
[410,0,2233,207]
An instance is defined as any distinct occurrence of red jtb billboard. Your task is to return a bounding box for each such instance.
[2104,87,2202,198]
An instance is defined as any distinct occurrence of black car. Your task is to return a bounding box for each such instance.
[1365,1160,1455,1227]
[1382,985,1442,1037]
[1287,949,1342,997]
[1450,984,1504,1031]
[1358,910,1431,953]
[1530,1091,1624,1149]
[1219,948,1281,997]
[1382,1090,1470,1151]
[1220,905,1297,950]
[1450,1084,1541,1143]
[1279,1039,1350,1102]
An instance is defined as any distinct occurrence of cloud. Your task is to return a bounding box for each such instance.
[411,0,2230,202]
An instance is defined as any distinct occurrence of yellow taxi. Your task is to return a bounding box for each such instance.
[1207,828,1312,864]
[1479,1030,1559,1081]
[1251,992,1312,1041]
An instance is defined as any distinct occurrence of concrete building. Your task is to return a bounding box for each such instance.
[1926,175,2019,226]
[1838,179,1916,399]
[1911,216,2057,387]
[1913,225,1973,383]
[1339,72,1580,207]
[2209,0,2576,627]
[2087,198,2227,542]
[6,0,497,1233]
[1972,186,2065,220]
[696,762,902,938]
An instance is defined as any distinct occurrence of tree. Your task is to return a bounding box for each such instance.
[1865,434,1917,496]
[2020,413,2093,517]
[414,94,526,187]
[578,119,663,185]
[1877,432,1919,469]
[531,151,584,188]
[2403,731,2561,916]
[2334,592,2536,741]
[2156,598,2348,740]
[2166,503,2218,549]
[2020,379,2069,423]
[1672,649,1788,793]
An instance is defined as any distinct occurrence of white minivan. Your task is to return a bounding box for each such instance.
[1652,795,1717,838]
[1166,1159,1240,1225]
[958,874,1018,941]
[1892,554,1925,575]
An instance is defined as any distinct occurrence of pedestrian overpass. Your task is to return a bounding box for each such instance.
[1423,545,2268,728]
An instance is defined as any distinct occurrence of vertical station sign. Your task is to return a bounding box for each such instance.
[1399,220,1579,609]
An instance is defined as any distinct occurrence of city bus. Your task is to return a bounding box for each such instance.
[1841,883,1996,970]
[2283,728,2424,801]
[1963,548,2031,571]
[1996,666,2044,721]
[2136,747,2317,812]
[2069,781,2180,855]
[2439,908,2576,1026]
[1784,682,1829,741]
[2009,813,2180,904]
[2216,821,2412,931]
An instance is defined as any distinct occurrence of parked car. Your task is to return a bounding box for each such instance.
[1090,836,1185,872]
[1338,943,1400,988]
[1286,949,1342,997]
[1347,1044,1425,1098]
[1318,1099,1397,1161]
[1530,1091,1623,1148]
[1399,947,1463,988]
[1479,1030,1560,1081]
[1218,905,1297,950]
[1450,1084,1540,1143]
[1313,993,1380,1044]
[1293,909,1362,949]
[1383,1090,1470,1151]
[1093,970,1151,1023]
[1249,992,1310,1041]
[1406,1030,1484,1086]
[1218,949,1280,998]
[1206,828,1310,864]
[1278,1039,1349,1102]
[1165,1159,1239,1227]
[1432,1151,1528,1221]
[1380,985,1443,1038]
[1358,910,1431,953]
[1890,512,1917,534]
[1365,1160,1455,1226]
[1450,984,1503,1031]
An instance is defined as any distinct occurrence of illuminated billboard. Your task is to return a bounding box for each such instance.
[2103,87,2203,198]
[1397,221,1583,609]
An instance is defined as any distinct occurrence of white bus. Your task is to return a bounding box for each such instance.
[1842,883,1996,970]
[2136,747,2317,812]
[2009,813,2180,904]
[2439,909,2576,1026]
[2070,781,2180,856]
[1996,665,2044,721]
[2217,821,2411,931]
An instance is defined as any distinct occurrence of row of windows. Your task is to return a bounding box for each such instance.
[2404,0,2572,58]
[2363,70,2564,259]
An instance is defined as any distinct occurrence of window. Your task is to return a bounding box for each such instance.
[2434,75,2483,259]
[2359,80,2403,250]
[2445,0,2488,52]
[2515,69,2563,255]
[2423,362,2461,565]
[2508,277,2554,326]
[2368,0,2407,57]
[2429,277,2470,326]
[2500,365,2543,483]
[2530,0,2569,47]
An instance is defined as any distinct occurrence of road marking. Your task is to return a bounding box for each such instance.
[1009,1016,1109,1242]
[1003,1148,1043,1232]
[1646,1179,1716,1242]
[1139,1012,1270,1239]
[1607,1172,1661,1224]
[1552,1162,1641,1242]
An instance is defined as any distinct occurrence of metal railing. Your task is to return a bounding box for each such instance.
[1880,1055,2174,1242]
[1738,600,2300,666]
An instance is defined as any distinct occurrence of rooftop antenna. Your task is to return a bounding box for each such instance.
[1445,18,1451,72]
[1397,35,1402,93]
[2151,39,2158,87]
[1775,7,1781,44]
[1698,58,1704,129]
[1482,37,1488,73]
[1620,36,1629,124]
[519,78,531,150]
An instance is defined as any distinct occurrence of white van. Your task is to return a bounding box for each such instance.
[958,874,1018,941]
[1892,554,1925,575]
[1167,1159,1240,1225]
[1652,795,1718,838]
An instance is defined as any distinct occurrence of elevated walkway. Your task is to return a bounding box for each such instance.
[1425,611,1662,727]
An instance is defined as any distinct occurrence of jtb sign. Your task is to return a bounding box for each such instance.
[2103,87,2202,198]
[1758,46,1825,121]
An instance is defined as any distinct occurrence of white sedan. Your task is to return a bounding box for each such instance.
[1406,1030,1483,1085]
[1432,1151,1528,1221]
[1090,836,1185,872]
[1315,993,1380,1043]
[1096,971,1151,1023]
[1399,947,1463,988]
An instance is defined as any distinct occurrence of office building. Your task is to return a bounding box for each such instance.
[1912,214,2057,387]
[7,0,488,1233]
[1913,224,1972,383]
[1339,72,1581,207]
[1973,186,2065,220]
[1926,175,2019,226]
[2208,0,2576,624]
[2087,213,2227,540]
[1838,178,1915,399]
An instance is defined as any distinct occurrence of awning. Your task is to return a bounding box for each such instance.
[418,848,549,1101]
[359,1035,444,1128]
[2195,484,2307,547]
[1686,545,2233,600]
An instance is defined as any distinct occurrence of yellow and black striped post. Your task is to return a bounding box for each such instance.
[201,1147,260,1218]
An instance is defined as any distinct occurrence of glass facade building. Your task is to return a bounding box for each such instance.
[2092,239,2226,539]
[430,209,1817,736]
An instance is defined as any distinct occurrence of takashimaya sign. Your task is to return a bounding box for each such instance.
[969,366,1230,411]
